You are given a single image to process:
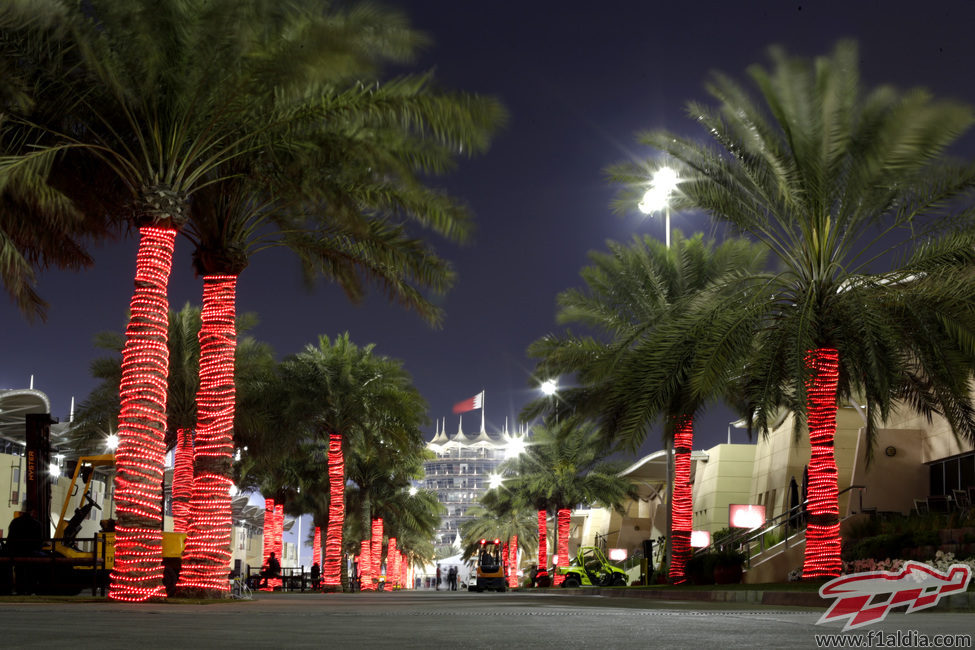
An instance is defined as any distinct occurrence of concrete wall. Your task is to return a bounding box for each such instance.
[692,444,755,533]
[848,428,928,516]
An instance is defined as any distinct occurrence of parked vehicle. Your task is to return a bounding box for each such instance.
[558,546,627,588]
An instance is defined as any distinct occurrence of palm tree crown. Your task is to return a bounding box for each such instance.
[611,40,975,578]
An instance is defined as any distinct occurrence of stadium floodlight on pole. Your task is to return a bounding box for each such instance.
[638,166,679,250]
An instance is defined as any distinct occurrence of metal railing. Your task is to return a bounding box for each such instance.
[699,484,866,569]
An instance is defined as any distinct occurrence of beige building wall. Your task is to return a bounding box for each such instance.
[848,428,927,516]
[692,443,755,533]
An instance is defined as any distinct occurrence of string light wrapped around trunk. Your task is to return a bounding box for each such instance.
[370,518,383,591]
[109,226,177,602]
[536,510,548,584]
[172,428,194,533]
[669,415,694,584]
[177,275,237,594]
[312,527,321,577]
[387,537,398,589]
[802,348,842,579]
[259,499,276,592]
[359,539,372,591]
[323,432,345,588]
[508,536,519,588]
[272,504,284,590]
[554,508,570,586]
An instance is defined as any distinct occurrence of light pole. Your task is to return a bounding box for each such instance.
[638,166,679,575]
[540,378,559,425]
[638,166,679,250]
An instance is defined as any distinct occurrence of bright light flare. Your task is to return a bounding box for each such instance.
[540,379,558,396]
[638,166,679,214]
[488,473,503,489]
[505,436,526,459]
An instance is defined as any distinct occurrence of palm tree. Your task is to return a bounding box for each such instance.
[529,233,767,582]
[279,333,427,591]
[501,420,633,585]
[1,0,501,600]
[172,4,502,594]
[611,40,975,578]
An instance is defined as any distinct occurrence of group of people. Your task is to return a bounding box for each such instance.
[435,563,460,591]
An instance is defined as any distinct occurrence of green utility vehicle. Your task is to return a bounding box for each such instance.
[558,546,627,588]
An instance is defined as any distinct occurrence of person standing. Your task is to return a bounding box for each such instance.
[4,501,44,595]
[448,566,457,591]
[435,563,441,591]
[310,562,321,590]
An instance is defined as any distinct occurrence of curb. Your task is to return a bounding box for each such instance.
[543,586,975,611]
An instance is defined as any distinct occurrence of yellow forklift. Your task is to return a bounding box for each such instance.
[469,538,507,592]
[48,454,186,595]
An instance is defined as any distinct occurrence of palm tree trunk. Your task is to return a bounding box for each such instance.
[323,431,345,590]
[171,427,193,533]
[370,518,383,590]
[177,274,237,596]
[109,226,177,602]
[554,508,570,586]
[802,348,842,579]
[312,526,322,575]
[536,510,548,584]
[669,415,694,584]
[508,535,518,588]
[258,498,275,591]
[387,537,398,589]
[359,538,371,591]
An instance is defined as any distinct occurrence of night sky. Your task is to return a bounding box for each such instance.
[3,1,975,458]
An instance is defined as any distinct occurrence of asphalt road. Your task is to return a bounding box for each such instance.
[0,590,972,649]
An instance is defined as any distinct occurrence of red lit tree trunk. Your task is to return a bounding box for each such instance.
[370,518,383,590]
[536,510,548,584]
[553,508,570,586]
[359,539,372,591]
[669,416,694,584]
[802,348,842,578]
[109,226,178,602]
[259,499,276,592]
[171,427,194,533]
[323,432,345,590]
[312,527,321,572]
[387,537,398,589]
[177,275,237,595]
[508,536,518,588]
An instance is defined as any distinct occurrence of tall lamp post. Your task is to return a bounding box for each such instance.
[638,166,679,575]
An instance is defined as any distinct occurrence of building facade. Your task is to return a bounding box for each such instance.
[422,421,512,551]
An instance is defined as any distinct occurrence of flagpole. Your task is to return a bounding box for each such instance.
[480,390,486,433]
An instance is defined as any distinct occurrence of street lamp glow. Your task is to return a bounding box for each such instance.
[409,486,418,496]
[505,436,527,459]
[488,473,503,489]
[638,166,679,214]
[540,379,558,396]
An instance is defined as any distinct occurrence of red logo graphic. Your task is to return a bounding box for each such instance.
[817,561,971,630]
